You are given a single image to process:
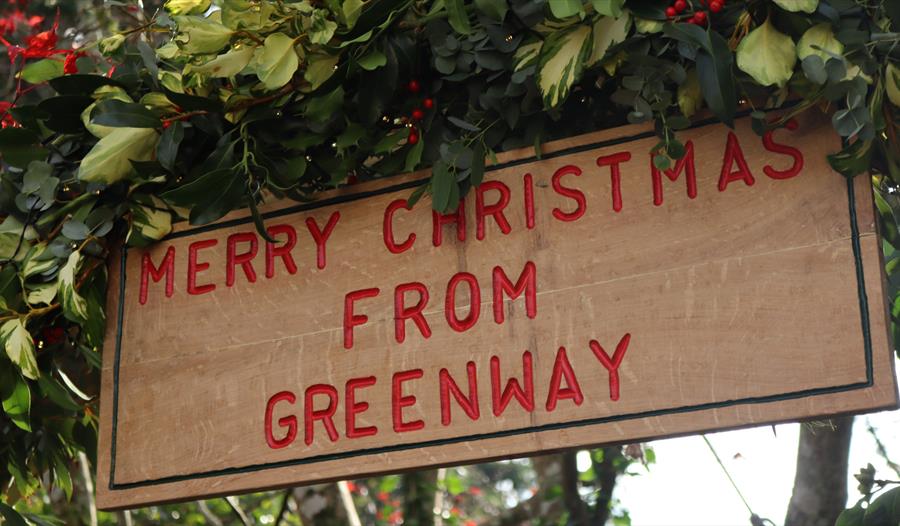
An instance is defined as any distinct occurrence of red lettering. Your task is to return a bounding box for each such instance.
[445,272,481,332]
[493,261,537,324]
[345,377,378,439]
[305,211,340,270]
[763,119,804,180]
[718,132,755,191]
[187,239,217,295]
[383,199,416,254]
[439,362,480,426]
[651,141,697,206]
[524,174,535,229]
[475,180,512,240]
[394,282,432,343]
[139,246,175,305]
[432,201,466,246]
[597,152,631,212]
[490,351,534,416]
[226,232,258,287]
[551,165,586,222]
[265,224,298,279]
[588,334,631,401]
[392,369,425,433]
[264,391,297,449]
[343,287,380,350]
[304,384,339,445]
[545,347,584,411]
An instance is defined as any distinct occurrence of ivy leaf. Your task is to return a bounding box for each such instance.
[193,46,255,77]
[77,127,160,184]
[1,370,32,431]
[445,0,472,35]
[737,18,797,88]
[309,9,338,44]
[537,25,592,108]
[1,319,39,380]
[358,50,387,71]
[91,99,161,128]
[258,33,300,90]
[174,14,234,54]
[59,251,89,324]
[549,0,583,19]
[587,14,631,66]
[304,53,339,91]
[797,23,844,62]
[20,58,64,84]
[772,0,818,14]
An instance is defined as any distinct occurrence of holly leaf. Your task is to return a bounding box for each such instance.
[258,33,300,90]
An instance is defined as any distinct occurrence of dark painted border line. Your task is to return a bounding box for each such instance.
[109,122,874,491]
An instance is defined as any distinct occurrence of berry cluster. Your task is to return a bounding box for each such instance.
[666,0,724,25]
[405,80,434,145]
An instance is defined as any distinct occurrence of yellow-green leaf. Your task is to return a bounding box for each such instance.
[678,69,703,118]
[736,18,797,88]
[59,251,88,324]
[1,319,39,380]
[885,63,900,108]
[77,127,159,184]
[587,14,631,66]
[513,41,541,72]
[1,372,31,431]
[772,0,818,13]
[537,25,592,108]
[257,33,300,90]
[797,23,843,61]
[20,58,64,84]
[304,53,338,90]
[194,46,255,78]
[26,282,58,306]
[165,0,211,15]
[128,197,173,244]
[99,34,126,56]
[174,14,233,55]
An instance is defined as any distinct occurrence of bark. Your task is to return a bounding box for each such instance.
[591,447,623,525]
[402,469,438,526]
[785,416,854,526]
[561,452,590,526]
[293,483,348,526]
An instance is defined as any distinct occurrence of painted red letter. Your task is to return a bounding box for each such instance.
[306,211,340,270]
[187,239,217,295]
[343,287,380,349]
[139,246,175,305]
[597,152,631,212]
[551,165,586,222]
[304,384,339,445]
[493,261,537,324]
[392,369,425,433]
[226,232,258,286]
[718,132,755,191]
[395,282,432,343]
[433,201,466,246]
[589,333,631,401]
[651,141,697,206]
[545,347,584,411]
[346,377,378,438]
[265,224,298,279]
[446,272,481,332]
[440,362,480,426]
[476,180,512,240]
[490,351,535,416]
[763,119,804,180]
[264,391,297,449]
[383,199,416,254]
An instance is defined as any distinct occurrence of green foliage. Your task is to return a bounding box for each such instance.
[0,0,899,519]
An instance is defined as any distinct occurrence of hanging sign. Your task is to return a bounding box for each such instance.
[96,114,898,509]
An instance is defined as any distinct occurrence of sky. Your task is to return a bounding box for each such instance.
[603,366,900,526]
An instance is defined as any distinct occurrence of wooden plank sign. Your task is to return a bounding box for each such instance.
[96,114,898,509]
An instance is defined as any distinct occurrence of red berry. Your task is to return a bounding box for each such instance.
[693,11,707,24]
[411,108,424,120]
[666,6,677,18]
[423,98,434,109]
[709,1,722,12]
[674,0,686,12]
[407,80,420,93]
[408,131,419,144]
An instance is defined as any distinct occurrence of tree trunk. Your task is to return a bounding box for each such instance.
[785,416,854,526]
[561,451,590,526]
[402,469,438,526]
[591,447,623,525]
[293,483,348,525]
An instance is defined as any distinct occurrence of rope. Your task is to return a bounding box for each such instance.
[702,435,773,526]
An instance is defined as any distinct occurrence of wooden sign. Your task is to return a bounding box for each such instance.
[96,114,898,509]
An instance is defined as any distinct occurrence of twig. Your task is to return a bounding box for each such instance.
[197,500,224,526]
[866,419,900,478]
[273,489,292,526]
[224,496,252,526]
[337,481,362,526]
[78,452,98,526]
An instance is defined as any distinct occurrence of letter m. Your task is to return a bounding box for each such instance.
[140,246,175,305]
[492,261,537,324]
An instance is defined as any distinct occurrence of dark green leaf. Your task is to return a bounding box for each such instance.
[447,116,480,132]
[163,87,223,112]
[1,370,31,432]
[431,161,454,212]
[36,95,93,134]
[248,194,277,243]
[49,74,125,95]
[91,99,161,128]
[38,375,82,412]
[470,142,485,186]
[0,503,27,526]
[0,128,47,168]
[474,0,508,21]
[157,121,185,171]
[695,41,736,127]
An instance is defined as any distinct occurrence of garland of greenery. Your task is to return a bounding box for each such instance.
[0,0,898,520]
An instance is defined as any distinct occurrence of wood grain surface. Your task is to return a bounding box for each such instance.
[96,113,898,509]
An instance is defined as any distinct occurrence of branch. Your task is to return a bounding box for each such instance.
[273,489,291,526]
[224,496,252,526]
